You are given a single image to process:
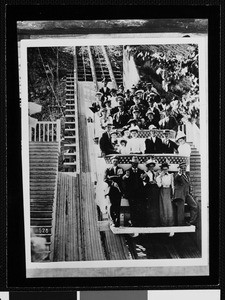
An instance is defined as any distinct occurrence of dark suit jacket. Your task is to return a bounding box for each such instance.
[122,168,145,198]
[99,132,118,155]
[145,137,163,154]
[99,87,111,105]
[162,139,178,153]
[174,173,191,200]
[112,111,131,128]
[160,116,178,131]
[104,166,124,192]
[144,119,159,129]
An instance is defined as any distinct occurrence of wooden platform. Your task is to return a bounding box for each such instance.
[110,225,196,236]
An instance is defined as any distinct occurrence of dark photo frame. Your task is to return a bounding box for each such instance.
[5,2,222,291]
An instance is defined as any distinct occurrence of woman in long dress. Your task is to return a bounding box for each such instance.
[156,162,174,226]
[143,159,160,227]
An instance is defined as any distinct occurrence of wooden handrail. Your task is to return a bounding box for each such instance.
[104,154,190,172]
[29,120,61,143]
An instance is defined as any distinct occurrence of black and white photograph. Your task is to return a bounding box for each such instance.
[18,20,209,278]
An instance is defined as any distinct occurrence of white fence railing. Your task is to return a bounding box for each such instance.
[179,120,200,152]
[29,120,61,144]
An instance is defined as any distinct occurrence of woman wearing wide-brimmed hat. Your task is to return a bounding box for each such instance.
[126,125,145,154]
[156,162,175,226]
[143,158,160,227]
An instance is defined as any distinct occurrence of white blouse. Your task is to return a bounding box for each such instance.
[178,143,191,157]
[156,173,174,192]
[126,137,145,154]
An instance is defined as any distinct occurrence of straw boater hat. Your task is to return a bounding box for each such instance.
[145,158,157,166]
[111,88,117,94]
[106,120,113,126]
[133,108,140,113]
[160,162,170,169]
[176,131,186,141]
[111,155,118,161]
[178,161,187,168]
[127,119,137,126]
[130,156,140,163]
[95,91,103,97]
[146,109,155,116]
[163,129,171,135]
[120,139,127,145]
[129,125,140,132]
[149,124,157,130]
[110,130,118,136]
[135,89,144,95]
[149,92,157,97]
[104,98,111,104]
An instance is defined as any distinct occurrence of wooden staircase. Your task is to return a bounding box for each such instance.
[189,142,201,250]
[30,142,59,260]
[63,73,79,173]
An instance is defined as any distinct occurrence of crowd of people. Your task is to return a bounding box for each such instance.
[104,156,198,228]
[90,77,199,229]
[91,78,192,157]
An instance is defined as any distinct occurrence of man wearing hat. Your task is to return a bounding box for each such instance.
[124,89,134,110]
[99,121,119,156]
[145,125,163,154]
[143,159,160,226]
[176,131,191,157]
[162,129,179,154]
[135,89,146,107]
[110,130,120,152]
[104,156,124,227]
[126,125,145,154]
[129,95,147,117]
[89,92,103,113]
[99,78,111,103]
[99,107,113,129]
[144,82,159,99]
[130,84,137,100]
[122,156,146,227]
[173,162,198,225]
[144,109,159,129]
[159,105,178,132]
[112,102,130,128]
[131,108,145,129]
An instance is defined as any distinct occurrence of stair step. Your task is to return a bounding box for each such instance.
[31,220,52,226]
[30,188,55,194]
[30,200,54,204]
[30,178,56,183]
[31,211,53,218]
[30,206,53,211]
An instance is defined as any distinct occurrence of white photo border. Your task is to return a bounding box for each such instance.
[20,36,208,278]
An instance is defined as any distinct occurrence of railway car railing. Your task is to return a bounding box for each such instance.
[116,129,176,139]
[104,154,189,172]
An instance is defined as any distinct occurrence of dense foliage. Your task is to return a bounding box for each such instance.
[28,47,74,121]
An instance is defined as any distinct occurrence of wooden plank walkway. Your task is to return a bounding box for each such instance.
[53,172,105,261]
[77,81,131,260]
